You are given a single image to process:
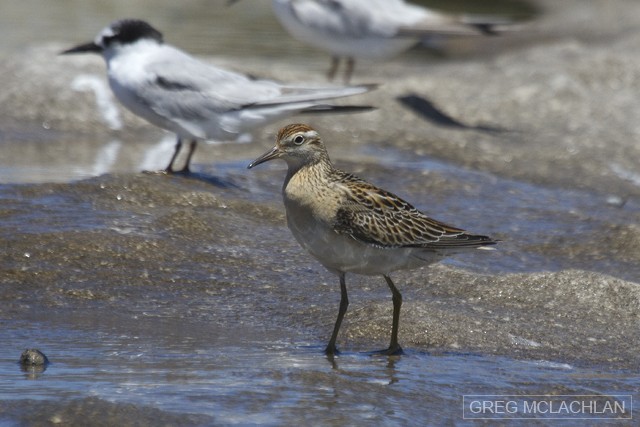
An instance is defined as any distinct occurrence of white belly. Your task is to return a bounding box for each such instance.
[285,200,437,276]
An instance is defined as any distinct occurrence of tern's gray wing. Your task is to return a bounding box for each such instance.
[129,45,373,137]
[141,48,282,113]
[130,47,299,136]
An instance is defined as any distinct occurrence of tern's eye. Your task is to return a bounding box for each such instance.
[100,33,119,47]
[293,135,304,145]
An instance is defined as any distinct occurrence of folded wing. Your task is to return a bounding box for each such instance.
[333,172,495,249]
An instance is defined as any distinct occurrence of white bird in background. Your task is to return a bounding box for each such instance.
[62,19,375,173]
[267,0,514,82]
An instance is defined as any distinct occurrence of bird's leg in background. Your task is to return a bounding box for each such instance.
[383,275,403,355]
[165,137,183,173]
[326,273,349,355]
[327,56,340,81]
[344,57,355,83]
[179,140,198,173]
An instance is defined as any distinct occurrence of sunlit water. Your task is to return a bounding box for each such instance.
[0,319,634,425]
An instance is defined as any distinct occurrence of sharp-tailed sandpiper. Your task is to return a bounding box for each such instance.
[248,123,497,355]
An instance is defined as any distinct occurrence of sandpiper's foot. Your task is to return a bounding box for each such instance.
[325,345,340,356]
[373,344,403,356]
[324,347,340,356]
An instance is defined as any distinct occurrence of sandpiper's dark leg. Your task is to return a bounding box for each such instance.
[178,140,198,173]
[344,57,355,84]
[383,275,403,355]
[326,272,349,355]
[165,137,183,173]
[327,56,340,81]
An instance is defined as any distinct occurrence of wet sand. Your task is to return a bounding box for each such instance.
[2,169,638,364]
[1,0,639,424]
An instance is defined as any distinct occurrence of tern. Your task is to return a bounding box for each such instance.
[62,19,375,173]
[258,0,513,82]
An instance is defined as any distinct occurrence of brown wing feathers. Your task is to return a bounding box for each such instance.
[332,171,495,249]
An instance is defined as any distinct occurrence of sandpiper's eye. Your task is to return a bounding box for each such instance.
[293,135,304,145]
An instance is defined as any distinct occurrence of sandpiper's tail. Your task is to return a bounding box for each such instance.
[417,233,498,250]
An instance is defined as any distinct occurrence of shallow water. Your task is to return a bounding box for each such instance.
[1,0,639,425]
[0,317,635,425]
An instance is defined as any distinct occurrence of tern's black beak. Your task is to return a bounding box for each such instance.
[60,42,102,55]
[247,146,282,169]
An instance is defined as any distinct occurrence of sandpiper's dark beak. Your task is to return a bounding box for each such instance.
[226,0,242,6]
[247,146,282,169]
[60,42,102,55]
